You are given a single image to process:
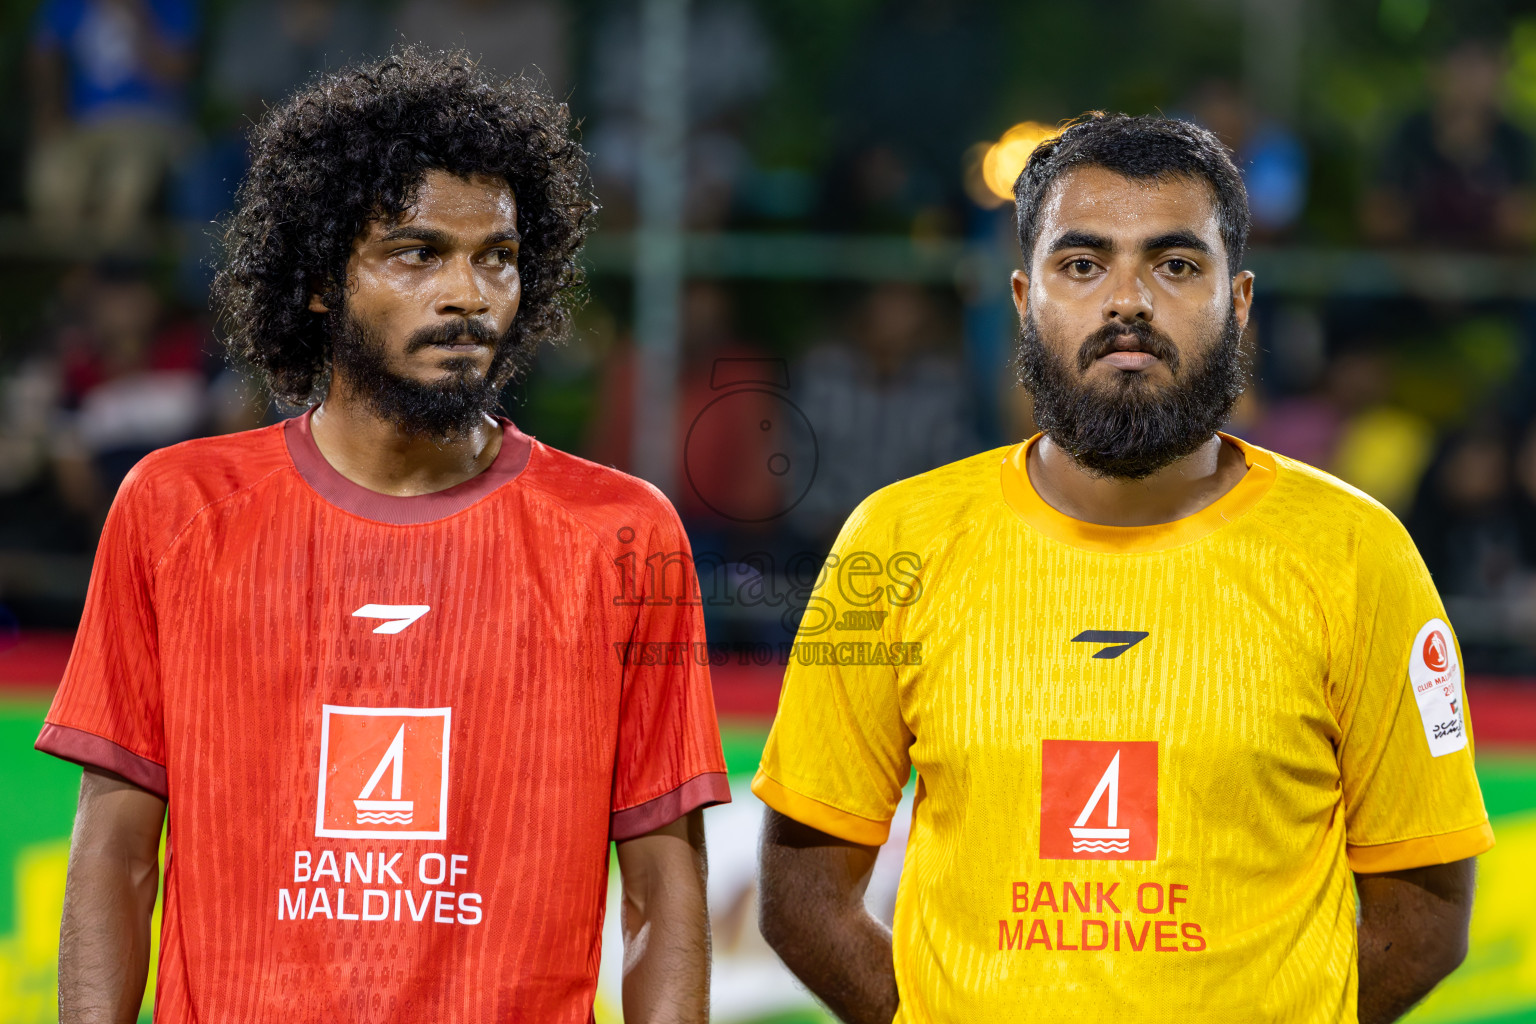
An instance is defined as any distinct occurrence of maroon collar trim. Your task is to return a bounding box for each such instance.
[283,408,533,525]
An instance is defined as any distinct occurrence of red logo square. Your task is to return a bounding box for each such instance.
[1040,739,1158,860]
[316,705,451,840]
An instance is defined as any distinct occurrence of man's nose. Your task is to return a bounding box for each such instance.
[1101,266,1153,324]
[436,258,490,317]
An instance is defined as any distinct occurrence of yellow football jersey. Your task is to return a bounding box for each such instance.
[754,433,1493,1023]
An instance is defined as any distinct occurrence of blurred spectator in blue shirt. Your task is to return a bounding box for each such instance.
[1188,80,1309,238]
[26,0,198,244]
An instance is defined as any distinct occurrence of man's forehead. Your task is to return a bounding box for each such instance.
[1037,165,1219,245]
[378,171,516,232]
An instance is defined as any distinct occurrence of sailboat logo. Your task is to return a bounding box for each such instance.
[1039,739,1158,861]
[353,726,414,825]
[1069,750,1130,853]
[316,705,451,840]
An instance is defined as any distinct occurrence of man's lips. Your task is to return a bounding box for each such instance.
[1092,332,1167,371]
[1098,350,1160,370]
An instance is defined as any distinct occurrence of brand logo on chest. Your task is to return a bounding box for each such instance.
[352,604,432,634]
[1039,740,1158,861]
[316,705,451,840]
[1071,630,1149,659]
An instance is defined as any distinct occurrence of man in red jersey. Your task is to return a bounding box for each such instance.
[37,47,729,1023]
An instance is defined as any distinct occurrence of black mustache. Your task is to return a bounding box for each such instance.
[1076,320,1181,373]
[407,319,498,352]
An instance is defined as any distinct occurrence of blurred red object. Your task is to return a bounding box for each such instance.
[1467,679,1536,747]
[0,631,74,693]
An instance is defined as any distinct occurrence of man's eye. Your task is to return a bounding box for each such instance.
[399,247,433,263]
[1069,259,1097,275]
[1163,258,1194,275]
[484,248,516,266]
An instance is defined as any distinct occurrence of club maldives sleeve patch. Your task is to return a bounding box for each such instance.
[1408,618,1467,757]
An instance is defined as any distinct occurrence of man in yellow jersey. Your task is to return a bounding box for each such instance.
[752,113,1492,1024]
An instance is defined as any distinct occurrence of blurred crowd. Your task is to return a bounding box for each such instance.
[1,2,1536,670]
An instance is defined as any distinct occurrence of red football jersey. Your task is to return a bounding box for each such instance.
[37,410,729,1022]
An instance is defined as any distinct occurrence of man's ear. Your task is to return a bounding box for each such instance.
[307,273,332,313]
[308,269,347,314]
[1011,269,1030,322]
[1230,269,1255,333]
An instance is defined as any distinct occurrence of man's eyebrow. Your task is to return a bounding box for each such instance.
[377,225,453,246]
[1048,230,1114,254]
[1142,230,1211,254]
[374,226,521,246]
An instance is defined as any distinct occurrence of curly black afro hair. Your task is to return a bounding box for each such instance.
[213,46,596,405]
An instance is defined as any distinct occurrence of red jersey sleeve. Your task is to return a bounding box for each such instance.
[608,494,729,840]
[36,463,168,798]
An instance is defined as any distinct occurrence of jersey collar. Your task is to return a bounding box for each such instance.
[999,432,1277,553]
[283,407,533,525]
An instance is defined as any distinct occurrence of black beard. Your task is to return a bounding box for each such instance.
[328,313,513,440]
[1013,308,1247,480]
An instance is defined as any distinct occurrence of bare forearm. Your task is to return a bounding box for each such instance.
[60,850,158,1023]
[759,810,897,1024]
[1357,918,1449,1024]
[1356,860,1475,1024]
[59,769,165,1024]
[617,811,711,1024]
[621,891,710,1023]
[763,898,897,1024]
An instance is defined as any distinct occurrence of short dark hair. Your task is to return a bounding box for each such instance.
[213,46,595,405]
[1013,113,1250,274]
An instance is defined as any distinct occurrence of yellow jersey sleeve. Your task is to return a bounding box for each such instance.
[753,493,914,845]
[1336,507,1494,873]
